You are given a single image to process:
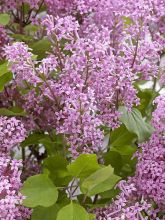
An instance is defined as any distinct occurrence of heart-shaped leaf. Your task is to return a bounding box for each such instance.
[21,174,58,208]
[57,202,89,220]
[67,154,100,179]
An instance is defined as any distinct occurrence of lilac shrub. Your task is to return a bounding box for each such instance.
[0,0,164,219]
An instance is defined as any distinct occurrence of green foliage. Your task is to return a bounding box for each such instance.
[30,39,52,60]
[119,106,154,142]
[110,125,136,147]
[31,204,60,220]
[0,107,26,116]
[21,132,64,155]
[104,151,123,174]
[137,89,154,115]
[137,88,159,119]
[0,13,10,25]
[67,154,100,179]
[11,34,34,42]
[103,125,137,177]
[24,24,40,33]
[104,147,137,178]
[43,155,72,186]
[56,202,89,220]
[100,188,120,200]
[21,133,50,147]
[0,72,13,91]
[81,165,120,196]
[122,16,134,28]
[0,62,9,75]
[0,62,13,91]
[89,213,96,220]
[21,174,58,208]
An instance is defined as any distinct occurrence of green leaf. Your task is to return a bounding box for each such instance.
[100,188,120,199]
[43,155,72,186]
[21,174,58,208]
[0,13,10,25]
[119,106,154,142]
[77,195,92,204]
[21,133,50,147]
[40,133,64,155]
[104,151,123,173]
[110,125,136,147]
[67,154,100,179]
[21,133,62,155]
[137,89,153,115]
[89,213,96,220]
[111,145,137,156]
[11,34,34,42]
[122,16,134,27]
[81,166,120,196]
[57,202,89,220]
[136,88,158,119]
[104,145,137,177]
[0,62,9,76]
[30,39,52,60]
[24,24,40,32]
[39,138,57,155]
[31,204,60,220]
[0,107,26,116]
[0,72,13,91]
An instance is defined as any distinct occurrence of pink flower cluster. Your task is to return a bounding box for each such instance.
[135,133,165,209]
[94,180,156,220]
[94,94,165,219]
[0,155,30,220]
[0,0,41,12]
[0,116,26,154]
[0,117,30,220]
[152,95,165,132]
[5,42,40,85]
[5,14,140,156]
[134,95,165,209]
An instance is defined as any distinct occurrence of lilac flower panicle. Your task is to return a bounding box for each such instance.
[0,155,31,220]
[0,117,30,219]
[0,117,26,154]
[5,42,40,85]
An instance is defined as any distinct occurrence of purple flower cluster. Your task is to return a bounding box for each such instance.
[5,42,40,85]
[42,15,79,40]
[133,95,165,209]
[135,133,165,209]
[94,180,155,220]
[152,95,165,132]
[0,117,26,154]
[0,155,31,220]
[0,117,30,220]
[5,14,141,156]
[44,0,98,16]
[0,0,41,12]
[94,94,165,219]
